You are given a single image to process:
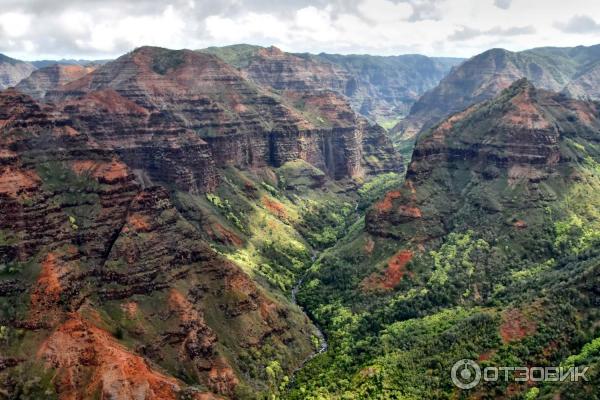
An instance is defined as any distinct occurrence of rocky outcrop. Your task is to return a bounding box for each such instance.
[0,90,316,398]
[241,46,351,93]
[562,61,600,101]
[15,64,96,99]
[45,46,402,190]
[368,79,600,241]
[311,53,462,120]
[0,54,35,90]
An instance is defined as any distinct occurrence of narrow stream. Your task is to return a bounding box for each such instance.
[288,204,361,384]
[289,253,328,381]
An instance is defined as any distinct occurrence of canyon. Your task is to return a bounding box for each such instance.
[1,41,600,400]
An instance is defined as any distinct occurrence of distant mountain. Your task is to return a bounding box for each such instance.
[302,52,462,121]
[31,59,110,69]
[15,64,97,99]
[0,53,35,90]
[200,44,463,123]
[393,44,600,154]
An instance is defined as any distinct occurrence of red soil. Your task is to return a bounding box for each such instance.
[207,359,239,397]
[361,250,413,291]
[121,301,139,318]
[383,250,414,289]
[397,205,422,218]
[500,308,537,344]
[168,289,199,323]
[128,214,151,232]
[0,166,40,197]
[513,220,528,229]
[38,314,181,400]
[261,195,287,218]
[30,253,62,308]
[478,350,496,361]
[71,88,149,115]
[71,159,130,183]
[504,90,551,129]
[225,270,256,295]
[210,222,243,247]
[374,190,402,213]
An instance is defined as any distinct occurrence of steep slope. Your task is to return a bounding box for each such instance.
[15,64,96,99]
[563,59,600,101]
[46,46,401,193]
[290,80,600,399]
[201,44,463,122]
[393,44,600,154]
[0,54,35,90]
[0,46,405,399]
[239,46,351,94]
[370,78,600,241]
[0,89,318,398]
[305,53,462,121]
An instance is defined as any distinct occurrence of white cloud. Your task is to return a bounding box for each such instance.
[357,0,412,23]
[206,13,289,43]
[0,12,32,38]
[449,25,535,41]
[1,0,600,60]
[555,15,600,34]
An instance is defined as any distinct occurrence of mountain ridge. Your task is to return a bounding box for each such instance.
[392,43,600,156]
[201,44,463,122]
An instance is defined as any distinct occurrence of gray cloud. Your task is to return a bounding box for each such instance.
[494,0,512,10]
[406,0,444,21]
[448,25,536,41]
[0,0,598,60]
[555,15,600,33]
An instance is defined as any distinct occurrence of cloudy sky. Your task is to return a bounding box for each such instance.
[1,0,600,60]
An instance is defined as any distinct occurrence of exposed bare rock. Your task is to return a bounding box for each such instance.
[0,90,316,398]
[15,64,96,99]
[45,46,402,190]
[0,54,35,90]
[368,79,600,241]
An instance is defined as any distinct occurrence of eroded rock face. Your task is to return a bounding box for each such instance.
[242,46,351,93]
[202,45,463,121]
[0,54,35,90]
[15,64,96,99]
[39,315,183,400]
[368,80,600,242]
[0,90,315,398]
[393,44,600,147]
[45,46,402,189]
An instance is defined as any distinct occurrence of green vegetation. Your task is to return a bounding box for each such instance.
[357,172,402,210]
[377,117,403,131]
[283,84,600,398]
[150,48,186,74]
[199,44,263,68]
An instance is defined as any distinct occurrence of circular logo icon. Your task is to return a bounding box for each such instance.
[451,359,481,389]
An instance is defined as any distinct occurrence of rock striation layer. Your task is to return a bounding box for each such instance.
[0,54,35,90]
[15,64,96,99]
[369,79,600,241]
[0,89,316,398]
[393,44,600,147]
[45,46,402,191]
